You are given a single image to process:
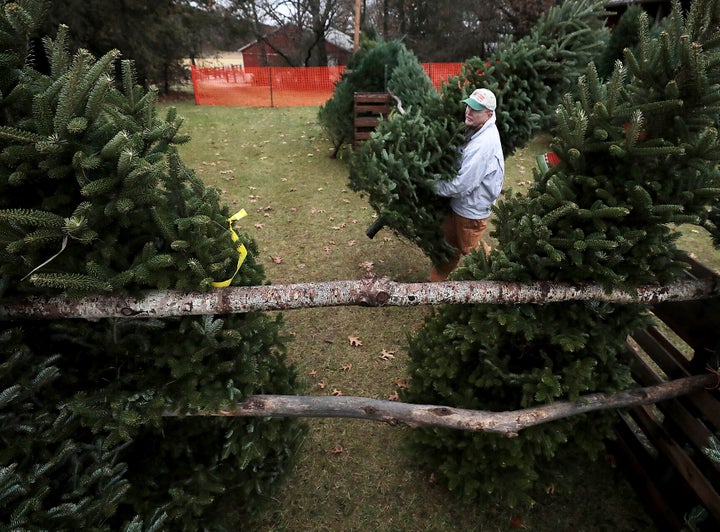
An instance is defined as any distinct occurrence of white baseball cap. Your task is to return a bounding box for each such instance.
[462,88,497,112]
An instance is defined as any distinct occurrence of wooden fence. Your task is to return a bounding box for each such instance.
[2,260,719,528]
[613,256,720,529]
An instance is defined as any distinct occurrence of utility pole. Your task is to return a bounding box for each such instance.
[354,0,361,51]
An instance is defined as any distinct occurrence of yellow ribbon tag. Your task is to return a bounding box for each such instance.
[212,209,248,288]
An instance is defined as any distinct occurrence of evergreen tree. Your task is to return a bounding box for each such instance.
[596,4,645,80]
[0,1,305,528]
[318,38,413,155]
[346,0,611,268]
[402,0,720,507]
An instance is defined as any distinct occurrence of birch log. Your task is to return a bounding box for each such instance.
[0,277,715,320]
[165,373,718,435]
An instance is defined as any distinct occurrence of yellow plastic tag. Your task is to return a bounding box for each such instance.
[212,209,248,288]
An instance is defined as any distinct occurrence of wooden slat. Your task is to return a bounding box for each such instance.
[624,341,720,473]
[630,404,720,523]
[353,92,393,147]
[611,417,685,530]
[353,92,393,104]
[354,116,384,128]
[614,256,720,528]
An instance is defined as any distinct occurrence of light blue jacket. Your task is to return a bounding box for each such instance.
[434,114,504,219]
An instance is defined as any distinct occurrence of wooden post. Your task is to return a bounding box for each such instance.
[354,0,361,52]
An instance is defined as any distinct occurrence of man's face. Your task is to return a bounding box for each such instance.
[465,106,492,129]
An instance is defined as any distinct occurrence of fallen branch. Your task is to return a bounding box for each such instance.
[165,373,717,435]
[0,277,715,320]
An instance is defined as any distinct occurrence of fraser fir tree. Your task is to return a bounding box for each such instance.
[0,1,305,528]
[402,0,720,507]
[345,0,611,268]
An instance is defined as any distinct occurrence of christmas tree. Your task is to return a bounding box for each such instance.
[402,0,720,506]
[0,1,305,528]
[346,0,612,267]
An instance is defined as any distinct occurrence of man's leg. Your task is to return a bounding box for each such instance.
[456,216,489,256]
[429,214,488,281]
[428,214,460,282]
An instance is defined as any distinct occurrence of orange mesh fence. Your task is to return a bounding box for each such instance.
[191,63,463,107]
[423,63,464,89]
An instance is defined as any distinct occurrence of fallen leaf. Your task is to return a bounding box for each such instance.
[323,245,332,254]
[379,349,396,361]
[387,391,399,401]
[348,336,363,347]
[509,516,526,529]
[254,223,265,229]
[347,240,357,246]
[329,445,344,455]
[271,256,284,264]
[317,380,326,389]
[332,388,343,396]
[341,364,352,372]
[394,379,408,389]
[308,369,317,377]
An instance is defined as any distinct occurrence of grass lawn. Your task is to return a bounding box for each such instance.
[162,100,716,530]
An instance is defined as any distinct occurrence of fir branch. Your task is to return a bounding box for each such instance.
[0,125,44,143]
[27,272,113,293]
[0,209,64,228]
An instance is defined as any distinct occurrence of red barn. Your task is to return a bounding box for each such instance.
[239,25,353,68]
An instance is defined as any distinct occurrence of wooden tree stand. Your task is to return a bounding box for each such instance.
[353,92,394,148]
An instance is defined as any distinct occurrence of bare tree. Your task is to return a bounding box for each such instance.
[363,0,557,61]
[230,0,354,66]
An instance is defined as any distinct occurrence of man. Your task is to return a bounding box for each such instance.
[428,88,505,282]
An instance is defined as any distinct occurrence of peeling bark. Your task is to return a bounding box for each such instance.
[0,277,716,320]
[165,373,718,434]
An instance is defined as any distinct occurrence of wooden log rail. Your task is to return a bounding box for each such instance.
[2,260,719,527]
[0,277,715,320]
